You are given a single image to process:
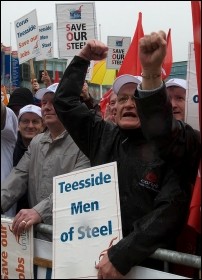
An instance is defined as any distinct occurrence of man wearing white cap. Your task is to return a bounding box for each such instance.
[165,79,200,278]
[165,78,187,121]
[14,104,44,165]
[53,33,200,278]
[1,83,90,240]
[13,104,44,213]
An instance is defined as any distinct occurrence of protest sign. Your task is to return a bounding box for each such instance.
[53,162,122,279]
[14,9,41,64]
[56,2,97,58]
[107,36,131,69]
[1,217,34,279]
[35,23,54,61]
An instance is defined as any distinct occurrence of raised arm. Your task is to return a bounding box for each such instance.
[139,30,166,90]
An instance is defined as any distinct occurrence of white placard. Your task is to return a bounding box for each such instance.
[56,2,97,58]
[185,42,200,131]
[35,23,54,61]
[14,9,41,64]
[107,36,131,69]
[53,162,122,279]
[85,61,94,81]
[1,217,34,279]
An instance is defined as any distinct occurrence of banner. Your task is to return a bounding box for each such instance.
[4,47,11,92]
[35,23,54,61]
[11,51,20,88]
[14,9,41,64]
[56,2,97,58]
[185,42,199,131]
[106,36,131,69]
[1,217,34,279]
[53,162,122,279]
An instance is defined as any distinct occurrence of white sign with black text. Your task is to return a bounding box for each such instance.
[52,162,122,279]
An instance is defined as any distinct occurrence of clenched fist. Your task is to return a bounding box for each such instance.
[79,40,108,61]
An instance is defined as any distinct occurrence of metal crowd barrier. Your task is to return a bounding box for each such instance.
[35,223,201,270]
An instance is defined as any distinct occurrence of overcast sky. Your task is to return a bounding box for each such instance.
[1,1,194,62]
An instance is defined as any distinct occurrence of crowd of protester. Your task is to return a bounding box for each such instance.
[1,31,200,279]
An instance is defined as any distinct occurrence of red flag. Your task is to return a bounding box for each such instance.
[162,28,173,80]
[54,70,60,83]
[99,88,112,118]
[117,12,144,76]
[188,169,201,233]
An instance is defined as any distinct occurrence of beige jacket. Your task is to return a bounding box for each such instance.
[1,129,90,231]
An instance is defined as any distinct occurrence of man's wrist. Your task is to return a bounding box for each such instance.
[141,69,162,90]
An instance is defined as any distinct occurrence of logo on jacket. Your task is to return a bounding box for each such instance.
[139,171,159,192]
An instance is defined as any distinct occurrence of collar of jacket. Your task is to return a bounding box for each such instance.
[40,129,68,143]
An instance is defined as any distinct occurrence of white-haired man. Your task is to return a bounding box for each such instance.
[53,33,200,278]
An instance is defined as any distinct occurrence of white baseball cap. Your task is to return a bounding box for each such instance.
[165,78,187,90]
[113,74,142,94]
[18,104,42,120]
[35,83,59,100]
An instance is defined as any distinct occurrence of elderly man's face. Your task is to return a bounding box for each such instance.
[167,86,186,121]
[115,83,140,129]
[41,93,61,127]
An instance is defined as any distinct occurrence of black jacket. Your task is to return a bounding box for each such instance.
[13,131,29,212]
[13,131,27,167]
[53,56,200,275]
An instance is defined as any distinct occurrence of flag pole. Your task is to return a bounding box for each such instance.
[43,59,46,72]
[29,59,35,81]
[99,23,102,99]
[9,22,12,94]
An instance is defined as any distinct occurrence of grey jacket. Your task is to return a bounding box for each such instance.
[1,129,90,238]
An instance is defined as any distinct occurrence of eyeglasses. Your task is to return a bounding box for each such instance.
[117,95,136,105]
[20,119,42,125]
